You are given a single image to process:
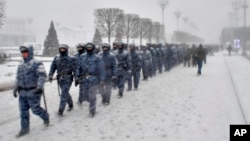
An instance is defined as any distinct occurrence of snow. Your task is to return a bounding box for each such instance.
[0,51,250,141]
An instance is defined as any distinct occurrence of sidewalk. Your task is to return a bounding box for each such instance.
[0,51,249,141]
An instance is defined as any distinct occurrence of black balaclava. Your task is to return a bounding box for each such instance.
[59,44,69,56]
[86,43,95,55]
[102,43,111,54]
[59,48,67,56]
[78,47,85,54]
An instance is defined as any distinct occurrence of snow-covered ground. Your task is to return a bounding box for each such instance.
[0,51,250,141]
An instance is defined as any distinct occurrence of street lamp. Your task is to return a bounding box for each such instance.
[174,11,182,32]
[232,0,241,27]
[158,0,168,42]
[174,11,182,43]
[241,0,248,56]
[183,17,189,32]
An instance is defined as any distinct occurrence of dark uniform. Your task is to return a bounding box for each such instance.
[113,42,132,98]
[128,44,142,90]
[98,43,117,105]
[141,45,152,81]
[73,43,87,104]
[14,45,49,137]
[76,42,105,117]
[48,44,75,116]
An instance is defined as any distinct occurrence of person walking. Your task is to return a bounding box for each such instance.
[13,44,49,137]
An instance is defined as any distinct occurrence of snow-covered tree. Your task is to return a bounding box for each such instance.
[92,28,102,47]
[123,13,140,45]
[114,26,123,42]
[0,0,6,29]
[152,22,161,43]
[139,18,152,44]
[94,8,124,43]
[43,21,59,57]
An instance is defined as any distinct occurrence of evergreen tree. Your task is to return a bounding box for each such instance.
[43,21,59,56]
[92,28,102,47]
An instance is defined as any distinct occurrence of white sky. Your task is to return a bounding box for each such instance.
[4,0,248,43]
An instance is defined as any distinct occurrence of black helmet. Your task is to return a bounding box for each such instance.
[102,43,111,48]
[59,44,69,50]
[76,43,85,48]
[85,42,96,49]
[85,42,95,54]
[20,46,29,53]
[76,43,85,54]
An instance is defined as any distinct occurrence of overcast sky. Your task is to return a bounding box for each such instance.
[4,0,248,43]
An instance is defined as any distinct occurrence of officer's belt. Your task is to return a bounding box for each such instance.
[78,73,96,79]
[19,86,36,91]
[57,72,72,76]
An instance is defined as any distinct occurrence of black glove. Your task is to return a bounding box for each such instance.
[100,81,105,86]
[136,67,141,71]
[13,87,19,98]
[33,87,43,94]
[49,76,53,83]
[111,76,117,80]
[127,70,131,75]
[75,79,79,87]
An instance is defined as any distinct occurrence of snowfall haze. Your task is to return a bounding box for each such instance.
[4,0,238,44]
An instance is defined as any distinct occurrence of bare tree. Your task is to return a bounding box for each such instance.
[152,21,161,43]
[122,13,140,45]
[94,8,124,43]
[0,0,6,29]
[139,18,152,44]
[114,26,124,42]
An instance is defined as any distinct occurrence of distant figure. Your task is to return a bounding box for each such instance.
[227,45,233,56]
[196,44,206,75]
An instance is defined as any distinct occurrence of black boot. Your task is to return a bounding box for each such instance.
[44,115,50,126]
[58,109,63,116]
[67,104,73,111]
[16,128,29,137]
[89,111,95,118]
[118,92,123,98]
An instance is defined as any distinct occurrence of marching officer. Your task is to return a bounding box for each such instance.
[76,42,105,117]
[48,44,75,116]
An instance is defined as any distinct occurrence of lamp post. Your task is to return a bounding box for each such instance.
[242,0,248,56]
[159,0,168,43]
[174,11,182,43]
[183,17,189,33]
[174,11,182,32]
[232,0,241,27]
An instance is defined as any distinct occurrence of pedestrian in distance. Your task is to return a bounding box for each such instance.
[196,44,206,75]
[227,44,233,56]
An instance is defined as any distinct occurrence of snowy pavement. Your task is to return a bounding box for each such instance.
[0,51,250,141]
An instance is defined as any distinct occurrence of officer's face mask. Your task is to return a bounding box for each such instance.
[118,45,123,52]
[86,48,94,54]
[78,47,84,54]
[59,48,67,56]
[103,47,109,53]
[129,46,135,52]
